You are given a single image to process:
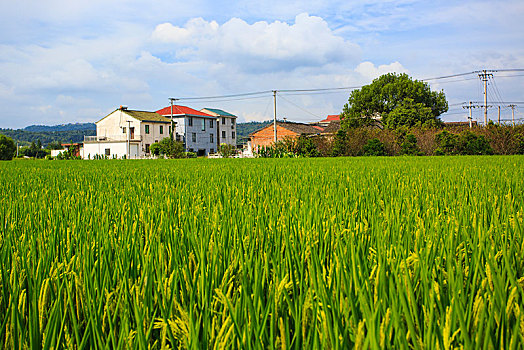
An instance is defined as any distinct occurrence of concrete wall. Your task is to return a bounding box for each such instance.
[139,122,170,155]
[216,116,237,147]
[97,110,138,139]
[183,116,216,155]
[83,142,139,159]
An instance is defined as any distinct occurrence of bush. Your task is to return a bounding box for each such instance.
[0,134,16,160]
[399,133,422,155]
[150,143,161,156]
[516,133,524,154]
[153,138,185,158]
[219,144,236,158]
[435,130,492,155]
[456,131,492,155]
[363,138,387,156]
[256,135,320,158]
[295,136,320,157]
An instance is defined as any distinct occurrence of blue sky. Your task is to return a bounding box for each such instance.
[1,0,523,128]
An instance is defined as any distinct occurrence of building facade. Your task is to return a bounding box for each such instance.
[156,105,216,156]
[83,107,171,159]
[200,108,238,150]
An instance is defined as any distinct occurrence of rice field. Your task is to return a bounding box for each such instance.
[0,156,523,349]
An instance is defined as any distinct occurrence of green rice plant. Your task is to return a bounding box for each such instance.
[0,156,522,348]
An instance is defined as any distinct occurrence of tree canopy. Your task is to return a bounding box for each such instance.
[340,73,448,129]
[0,134,16,160]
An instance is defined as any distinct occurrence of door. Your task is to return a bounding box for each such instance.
[130,127,135,139]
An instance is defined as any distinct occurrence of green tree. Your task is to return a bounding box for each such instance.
[399,133,422,156]
[435,130,492,155]
[219,143,236,158]
[46,141,63,150]
[331,129,347,157]
[363,138,387,156]
[0,134,16,160]
[341,73,448,129]
[295,135,320,157]
[152,138,185,158]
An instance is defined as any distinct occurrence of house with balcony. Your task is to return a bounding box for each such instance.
[156,105,216,156]
[83,107,171,159]
[200,108,238,149]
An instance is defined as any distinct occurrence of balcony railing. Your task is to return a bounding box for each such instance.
[84,135,142,142]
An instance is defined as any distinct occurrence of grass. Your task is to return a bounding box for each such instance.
[0,156,523,348]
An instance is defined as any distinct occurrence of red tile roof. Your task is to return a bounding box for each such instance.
[312,125,324,131]
[320,114,340,123]
[156,105,214,118]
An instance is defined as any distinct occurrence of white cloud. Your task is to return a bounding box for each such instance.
[152,13,361,73]
[355,61,409,81]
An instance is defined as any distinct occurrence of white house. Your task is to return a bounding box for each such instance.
[83,107,171,159]
[156,105,216,156]
[200,108,238,149]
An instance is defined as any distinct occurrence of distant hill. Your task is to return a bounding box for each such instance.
[236,120,273,144]
[24,123,96,132]
[0,122,96,146]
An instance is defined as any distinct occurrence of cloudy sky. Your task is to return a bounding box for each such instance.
[1,0,523,128]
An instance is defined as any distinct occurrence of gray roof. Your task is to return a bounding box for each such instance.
[124,110,171,123]
[320,120,341,134]
[97,109,171,124]
[202,108,237,117]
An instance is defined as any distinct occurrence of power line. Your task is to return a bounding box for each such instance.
[278,94,323,119]
[178,95,272,104]
[279,85,362,93]
[175,90,272,101]
[421,71,477,81]
[167,68,524,101]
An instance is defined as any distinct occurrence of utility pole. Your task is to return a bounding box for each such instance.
[169,98,178,140]
[478,70,493,126]
[498,106,501,125]
[462,101,475,128]
[508,104,516,126]
[16,142,19,157]
[273,90,277,143]
[126,120,131,159]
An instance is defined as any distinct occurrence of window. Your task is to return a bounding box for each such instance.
[210,119,214,128]
[122,127,126,134]
[192,133,196,143]
[105,148,110,156]
[202,119,206,131]
[222,117,226,125]
[232,119,235,125]
[188,117,193,127]
[210,133,214,144]
[232,132,236,139]
[145,125,150,134]
[160,125,163,134]
[222,130,226,139]
[145,144,150,153]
